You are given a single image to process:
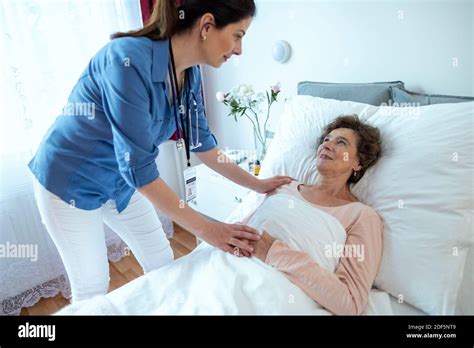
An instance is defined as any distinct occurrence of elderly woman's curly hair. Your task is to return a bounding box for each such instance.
[317,114,382,184]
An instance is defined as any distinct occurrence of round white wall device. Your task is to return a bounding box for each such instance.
[272,40,291,63]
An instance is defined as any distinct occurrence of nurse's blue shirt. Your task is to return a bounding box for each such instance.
[28,37,217,213]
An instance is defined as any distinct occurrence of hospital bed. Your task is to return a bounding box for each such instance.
[57,81,473,316]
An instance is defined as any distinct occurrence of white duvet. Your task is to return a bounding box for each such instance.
[57,194,393,315]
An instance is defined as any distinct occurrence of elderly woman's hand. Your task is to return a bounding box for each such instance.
[250,230,276,262]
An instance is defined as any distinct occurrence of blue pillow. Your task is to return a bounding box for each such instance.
[297,80,405,106]
[391,87,474,105]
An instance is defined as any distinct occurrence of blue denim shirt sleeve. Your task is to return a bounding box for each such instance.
[101,61,160,188]
[190,67,218,153]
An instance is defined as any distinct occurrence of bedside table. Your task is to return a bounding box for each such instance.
[188,164,252,223]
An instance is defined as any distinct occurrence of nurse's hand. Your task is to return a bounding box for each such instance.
[200,222,261,256]
[252,176,294,194]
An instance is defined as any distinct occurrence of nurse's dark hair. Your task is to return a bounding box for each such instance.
[111,0,256,40]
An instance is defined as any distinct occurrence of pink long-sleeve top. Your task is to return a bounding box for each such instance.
[245,181,384,315]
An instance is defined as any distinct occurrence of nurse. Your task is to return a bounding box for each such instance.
[28,0,292,301]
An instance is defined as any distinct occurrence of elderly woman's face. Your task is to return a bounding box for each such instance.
[316,128,362,178]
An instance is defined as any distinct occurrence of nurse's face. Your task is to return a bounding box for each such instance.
[199,15,252,68]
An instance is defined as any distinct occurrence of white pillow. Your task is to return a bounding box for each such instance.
[258,96,474,315]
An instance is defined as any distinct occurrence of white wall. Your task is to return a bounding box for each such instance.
[202,0,473,151]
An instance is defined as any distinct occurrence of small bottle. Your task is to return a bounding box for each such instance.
[253,160,261,176]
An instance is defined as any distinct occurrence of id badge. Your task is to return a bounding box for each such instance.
[183,166,197,205]
[176,138,185,150]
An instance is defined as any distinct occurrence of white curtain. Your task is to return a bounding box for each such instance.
[0,0,143,158]
[0,0,143,315]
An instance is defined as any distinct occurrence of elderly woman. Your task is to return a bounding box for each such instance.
[246,114,383,315]
[58,114,384,316]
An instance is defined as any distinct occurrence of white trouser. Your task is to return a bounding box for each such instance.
[32,178,174,302]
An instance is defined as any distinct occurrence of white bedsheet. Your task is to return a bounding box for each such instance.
[57,193,394,315]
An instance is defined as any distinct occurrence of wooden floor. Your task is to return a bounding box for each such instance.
[20,223,197,316]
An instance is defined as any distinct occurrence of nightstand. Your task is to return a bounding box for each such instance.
[188,163,252,222]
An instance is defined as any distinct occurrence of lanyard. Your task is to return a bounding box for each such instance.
[168,39,191,167]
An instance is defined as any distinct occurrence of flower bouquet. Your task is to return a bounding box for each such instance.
[216,82,281,161]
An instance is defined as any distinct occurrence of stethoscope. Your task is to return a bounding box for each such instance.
[168,39,202,168]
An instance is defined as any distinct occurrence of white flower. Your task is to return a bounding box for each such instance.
[238,84,254,99]
[246,85,255,96]
[216,91,225,102]
[238,85,248,98]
